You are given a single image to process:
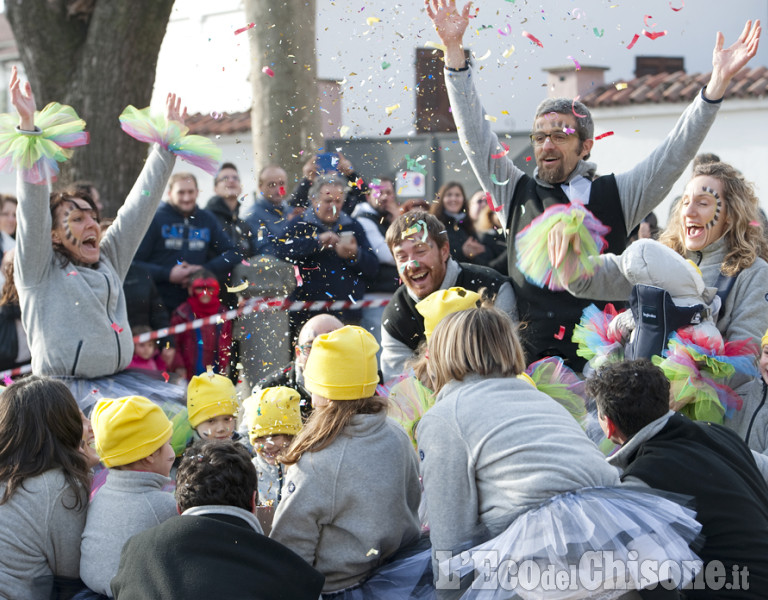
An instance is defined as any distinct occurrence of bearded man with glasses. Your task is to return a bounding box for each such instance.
[426,0,761,368]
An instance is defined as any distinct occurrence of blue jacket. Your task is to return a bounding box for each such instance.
[277,209,378,302]
[133,202,243,311]
[244,198,296,257]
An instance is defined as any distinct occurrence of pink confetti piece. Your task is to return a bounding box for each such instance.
[595,131,614,140]
[3,375,12,386]
[162,371,169,383]
[525,156,532,162]
[749,220,760,227]
[262,66,275,77]
[643,29,668,40]
[522,31,543,47]
[567,55,581,71]
[490,142,510,159]
[643,14,656,28]
[293,265,303,287]
[571,96,587,119]
[111,323,124,334]
[669,0,684,11]
[485,192,502,213]
[554,326,566,340]
[564,126,575,134]
[626,34,640,49]
[66,270,78,276]
[234,22,255,35]
[498,24,512,36]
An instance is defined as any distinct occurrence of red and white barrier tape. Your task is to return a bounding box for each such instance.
[0,295,390,380]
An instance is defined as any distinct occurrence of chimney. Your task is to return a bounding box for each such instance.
[634,56,685,77]
[543,65,608,99]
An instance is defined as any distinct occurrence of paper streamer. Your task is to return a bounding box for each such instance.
[522,31,544,47]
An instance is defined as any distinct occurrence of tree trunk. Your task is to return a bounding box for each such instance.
[5,0,174,216]
[244,0,322,185]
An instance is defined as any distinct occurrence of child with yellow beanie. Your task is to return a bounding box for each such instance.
[246,386,302,508]
[270,325,429,597]
[79,396,177,597]
[187,371,240,442]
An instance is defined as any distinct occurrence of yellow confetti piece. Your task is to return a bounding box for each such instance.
[502,45,515,58]
[385,103,400,116]
[366,17,380,26]
[485,115,498,122]
[227,282,249,293]
[339,125,350,137]
[366,548,379,557]
[501,110,509,115]
[472,49,492,61]
[425,41,447,52]
[615,82,628,90]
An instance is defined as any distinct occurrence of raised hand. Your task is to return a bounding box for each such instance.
[706,19,761,100]
[165,92,188,126]
[424,0,473,69]
[9,66,36,131]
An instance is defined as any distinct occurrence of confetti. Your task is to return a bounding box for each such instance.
[593,28,604,37]
[571,97,587,119]
[210,111,222,120]
[262,66,275,77]
[472,49,492,61]
[502,45,515,58]
[66,270,78,276]
[595,131,614,140]
[615,82,628,90]
[366,548,379,557]
[366,17,380,26]
[643,15,656,28]
[162,371,169,383]
[567,55,581,71]
[491,142,510,159]
[554,326,566,340]
[490,174,510,186]
[498,24,512,36]
[226,282,249,293]
[3,375,12,386]
[525,156,532,162]
[626,34,640,49]
[294,265,303,287]
[643,29,667,40]
[111,323,124,334]
[563,127,575,134]
[522,31,543,48]
[669,0,684,11]
[425,41,447,52]
[381,61,391,69]
[339,125,350,137]
[383,127,392,135]
[486,192,502,212]
[385,104,400,116]
[484,115,497,122]
[279,186,286,196]
[750,220,761,227]
[234,22,255,35]
[571,8,585,19]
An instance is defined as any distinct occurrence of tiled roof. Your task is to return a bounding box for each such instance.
[186,110,251,136]
[581,66,768,107]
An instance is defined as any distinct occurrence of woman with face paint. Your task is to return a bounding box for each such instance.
[6,67,211,411]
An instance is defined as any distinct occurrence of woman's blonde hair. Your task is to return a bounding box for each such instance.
[658,162,768,275]
[279,396,388,466]
[427,303,526,393]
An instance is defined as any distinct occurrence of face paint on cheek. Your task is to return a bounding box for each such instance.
[398,260,419,274]
[701,186,722,230]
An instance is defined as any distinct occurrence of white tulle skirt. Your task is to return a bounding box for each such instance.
[440,486,703,600]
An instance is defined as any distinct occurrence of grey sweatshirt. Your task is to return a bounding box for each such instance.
[15,146,175,378]
[270,410,421,593]
[444,67,721,247]
[380,258,517,380]
[417,375,620,561]
[80,469,177,597]
[0,469,87,600]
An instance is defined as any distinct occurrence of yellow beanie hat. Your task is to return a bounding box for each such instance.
[187,372,238,428]
[247,386,303,444]
[304,325,379,400]
[91,396,173,467]
[416,287,482,340]
[762,328,768,348]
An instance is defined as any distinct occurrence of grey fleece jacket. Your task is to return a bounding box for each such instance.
[270,410,421,593]
[80,469,177,597]
[445,67,721,250]
[15,146,175,378]
[0,469,87,600]
[417,375,620,563]
[380,258,516,380]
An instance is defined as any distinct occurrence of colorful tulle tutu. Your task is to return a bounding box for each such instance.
[440,487,702,599]
[515,203,610,292]
[119,105,222,175]
[387,376,436,449]
[0,102,89,183]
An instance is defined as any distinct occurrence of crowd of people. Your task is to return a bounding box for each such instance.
[1,2,768,599]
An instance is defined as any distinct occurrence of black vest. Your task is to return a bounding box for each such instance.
[623,414,768,599]
[507,174,627,368]
[382,263,508,351]
[357,211,400,293]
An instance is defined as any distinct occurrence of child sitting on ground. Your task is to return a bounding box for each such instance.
[246,386,303,508]
[79,396,177,598]
[171,268,232,379]
[126,325,166,373]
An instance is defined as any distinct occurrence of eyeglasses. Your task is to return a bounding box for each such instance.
[216,175,240,183]
[297,342,312,355]
[529,131,577,146]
